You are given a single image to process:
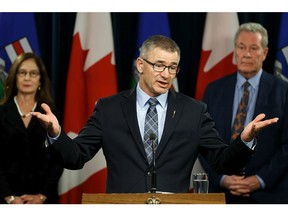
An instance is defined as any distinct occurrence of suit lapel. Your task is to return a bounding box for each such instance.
[120,89,148,161]
[156,90,183,158]
[223,77,237,142]
[254,72,271,117]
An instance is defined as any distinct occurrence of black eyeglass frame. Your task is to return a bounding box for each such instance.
[142,58,180,75]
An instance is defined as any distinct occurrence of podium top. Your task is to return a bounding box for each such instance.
[82,193,226,204]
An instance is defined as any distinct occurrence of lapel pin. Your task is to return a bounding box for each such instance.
[172,110,176,118]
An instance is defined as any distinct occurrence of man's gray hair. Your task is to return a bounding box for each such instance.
[139,35,181,61]
[234,22,268,48]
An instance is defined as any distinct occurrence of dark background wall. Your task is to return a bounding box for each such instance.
[34,12,282,123]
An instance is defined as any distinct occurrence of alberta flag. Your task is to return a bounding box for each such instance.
[59,12,117,204]
[274,12,288,82]
[131,12,178,92]
[0,12,40,98]
[195,12,239,100]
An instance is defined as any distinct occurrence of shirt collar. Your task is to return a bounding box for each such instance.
[136,83,168,109]
[236,69,262,90]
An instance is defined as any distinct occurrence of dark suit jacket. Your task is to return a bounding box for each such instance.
[51,88,254,193]
[0,100,63,204]
[201,71,288,203]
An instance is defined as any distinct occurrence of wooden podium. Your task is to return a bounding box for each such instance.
[82,193,226,204]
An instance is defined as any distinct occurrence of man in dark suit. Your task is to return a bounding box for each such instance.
[32,35,278,194]
[200,23,288,203]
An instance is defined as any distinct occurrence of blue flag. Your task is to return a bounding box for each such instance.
[274,12,288,82]
[0,12,40,98]
[136,12,171,48]
[131,12,171,87]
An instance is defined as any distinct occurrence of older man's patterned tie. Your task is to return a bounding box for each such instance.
[144,98,158,164]
[231,81,250,141]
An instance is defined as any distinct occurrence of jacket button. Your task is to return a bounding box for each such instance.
[147,172,151,176]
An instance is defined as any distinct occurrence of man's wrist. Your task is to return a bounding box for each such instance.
[241,133,255,149]
[47,126,61,146]
[220,175,226,187]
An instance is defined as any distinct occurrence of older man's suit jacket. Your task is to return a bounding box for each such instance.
[51,88,254,193]
[201,71,288,203]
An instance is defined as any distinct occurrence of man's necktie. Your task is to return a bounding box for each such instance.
[144,98,158,164]
[231,81,250,141]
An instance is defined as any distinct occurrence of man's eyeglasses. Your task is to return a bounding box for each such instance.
[17,70,40,78]
[142,59,180,75]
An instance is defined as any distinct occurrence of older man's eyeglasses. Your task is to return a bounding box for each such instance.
[17,70,40,78]
[142,59,180,75]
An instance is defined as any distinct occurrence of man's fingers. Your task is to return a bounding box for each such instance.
[253,113,266,123]
[266,117,279,124]
[248,114,279,138]
[254,117,279,132]
[253,113,279,125]
[231,175,245,180]
[40,103,52,114]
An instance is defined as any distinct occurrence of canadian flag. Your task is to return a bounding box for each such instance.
[195,12,239,100]
[58,12,117,204]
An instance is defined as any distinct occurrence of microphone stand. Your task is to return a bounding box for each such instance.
[146,133,161,204]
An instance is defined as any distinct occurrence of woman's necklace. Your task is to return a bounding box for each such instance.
[14,96,37,118]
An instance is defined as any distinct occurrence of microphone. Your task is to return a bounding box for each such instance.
[149,133,157,193]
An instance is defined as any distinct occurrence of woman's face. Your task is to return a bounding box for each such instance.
[16,58,41,95]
